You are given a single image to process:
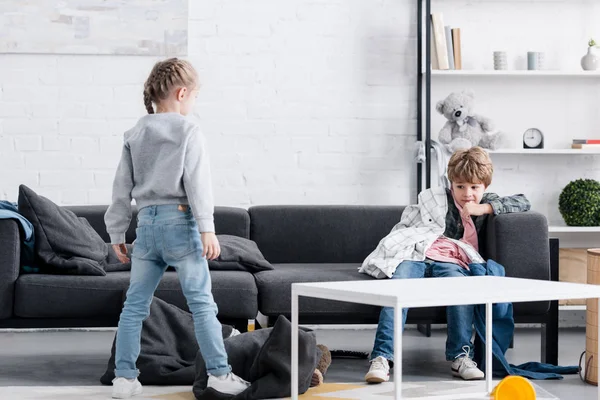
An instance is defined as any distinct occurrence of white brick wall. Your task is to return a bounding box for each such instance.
[0,0,598,227]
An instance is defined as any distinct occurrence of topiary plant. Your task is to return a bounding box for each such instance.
[559,178,600,226]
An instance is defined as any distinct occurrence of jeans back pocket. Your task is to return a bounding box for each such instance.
[132,226,153,259]
[162,224,195,259]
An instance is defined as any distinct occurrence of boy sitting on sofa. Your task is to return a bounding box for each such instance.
[359,146,531,383]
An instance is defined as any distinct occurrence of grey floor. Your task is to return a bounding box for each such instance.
[0,326,595,399]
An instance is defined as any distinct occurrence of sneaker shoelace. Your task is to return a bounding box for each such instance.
[370,357,388,372]
[454,345,478,369]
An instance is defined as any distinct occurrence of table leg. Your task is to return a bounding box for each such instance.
[291,289,298,400]
[394,300,402,399]
[486,302,493,394]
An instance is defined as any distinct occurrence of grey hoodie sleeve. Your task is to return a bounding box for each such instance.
[183,129,215,233]
[104,143,134,244]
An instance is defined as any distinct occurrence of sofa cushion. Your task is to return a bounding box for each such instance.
[67,205,139,245]
[255,263,447,322]
[255,263,382,319]
[255,264,549,322]
[208,235,273,273]
[14,270,258,320]
[17,185,108,276]
[104,236,273,274]
[249,206,404,263]
[67,205,251,244]
[254,264,440,322]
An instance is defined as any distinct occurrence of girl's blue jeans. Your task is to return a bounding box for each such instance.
[114,205,231,378]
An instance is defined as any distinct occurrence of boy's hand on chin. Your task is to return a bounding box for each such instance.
[461,202,492,218]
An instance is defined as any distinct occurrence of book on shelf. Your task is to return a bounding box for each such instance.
[444,26,455,70]
[573,139,600,144]
[428,13,462,71]
[430,17,439,69]
[572,143,600,149]
[431,13,449,70]
[452,28,462,70]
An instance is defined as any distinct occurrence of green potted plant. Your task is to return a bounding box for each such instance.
[559,178,600,226]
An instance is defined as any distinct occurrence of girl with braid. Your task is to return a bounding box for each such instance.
[105,58,250,399]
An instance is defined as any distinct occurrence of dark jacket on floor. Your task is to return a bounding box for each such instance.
[193,315,319,400]
[100,296,234,385]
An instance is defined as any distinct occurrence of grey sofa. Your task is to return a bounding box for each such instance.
[0,205,558,364]
[0,205,258,330]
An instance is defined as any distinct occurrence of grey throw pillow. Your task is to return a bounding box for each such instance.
[208,234,273,273]
[17,185,108,276]
[103,235,273,274]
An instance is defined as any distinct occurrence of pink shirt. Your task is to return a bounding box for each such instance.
[425,190,479,269]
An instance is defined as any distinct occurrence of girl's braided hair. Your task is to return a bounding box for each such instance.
[143,58,197,114]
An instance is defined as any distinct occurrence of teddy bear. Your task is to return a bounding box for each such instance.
[435,90,504,152]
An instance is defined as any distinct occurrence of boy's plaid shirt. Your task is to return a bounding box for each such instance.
[359,187,531,279]
[443,190,531,240]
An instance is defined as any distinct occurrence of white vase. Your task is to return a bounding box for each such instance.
[581,47,599,71]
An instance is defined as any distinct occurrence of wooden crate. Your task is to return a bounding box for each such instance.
[559,248,587,305]
[586,249,600,385]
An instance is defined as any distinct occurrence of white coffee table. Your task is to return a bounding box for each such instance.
[291,276,600,400]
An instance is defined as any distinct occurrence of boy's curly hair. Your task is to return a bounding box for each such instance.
[143,58,197,114]
[447,146,493,186]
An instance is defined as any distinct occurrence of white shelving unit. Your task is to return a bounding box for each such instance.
[420,7,598,327]
[431,71,600,233]
[489,149,600,155]
[549,225,600,233]
[431,70,600,78]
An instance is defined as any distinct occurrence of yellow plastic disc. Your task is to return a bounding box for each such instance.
[491,376,536,400]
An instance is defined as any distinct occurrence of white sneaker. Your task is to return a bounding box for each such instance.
[365,356,390,383]
[112,377,142,399]
[207,372,250,395]
[451,346,484,380]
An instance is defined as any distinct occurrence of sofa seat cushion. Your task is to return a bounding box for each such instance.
[255,263,446,322]
[255,263,382,319]
[255,264,549,322]
[15,270,258,320]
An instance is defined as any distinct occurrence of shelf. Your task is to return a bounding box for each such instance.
[559,305,586,311]
[430,70,600,77]
[549,225,600,233]
[488,149,600,154]
[423,145,600,155]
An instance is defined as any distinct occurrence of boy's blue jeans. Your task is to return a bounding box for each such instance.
[370,260,474,362]
[115,205,231,379]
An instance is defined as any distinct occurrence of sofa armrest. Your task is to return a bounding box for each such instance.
[0,219,20,319]
[484,211,550,281]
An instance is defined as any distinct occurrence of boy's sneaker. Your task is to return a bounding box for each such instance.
[112,377,142,399]
[365,356,390,383]
[207,372,250,395]
[451,355,484,380]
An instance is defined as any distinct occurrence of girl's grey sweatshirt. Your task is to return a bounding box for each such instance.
[104,113,214,244]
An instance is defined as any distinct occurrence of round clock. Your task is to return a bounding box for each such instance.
[523,128,544,149]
